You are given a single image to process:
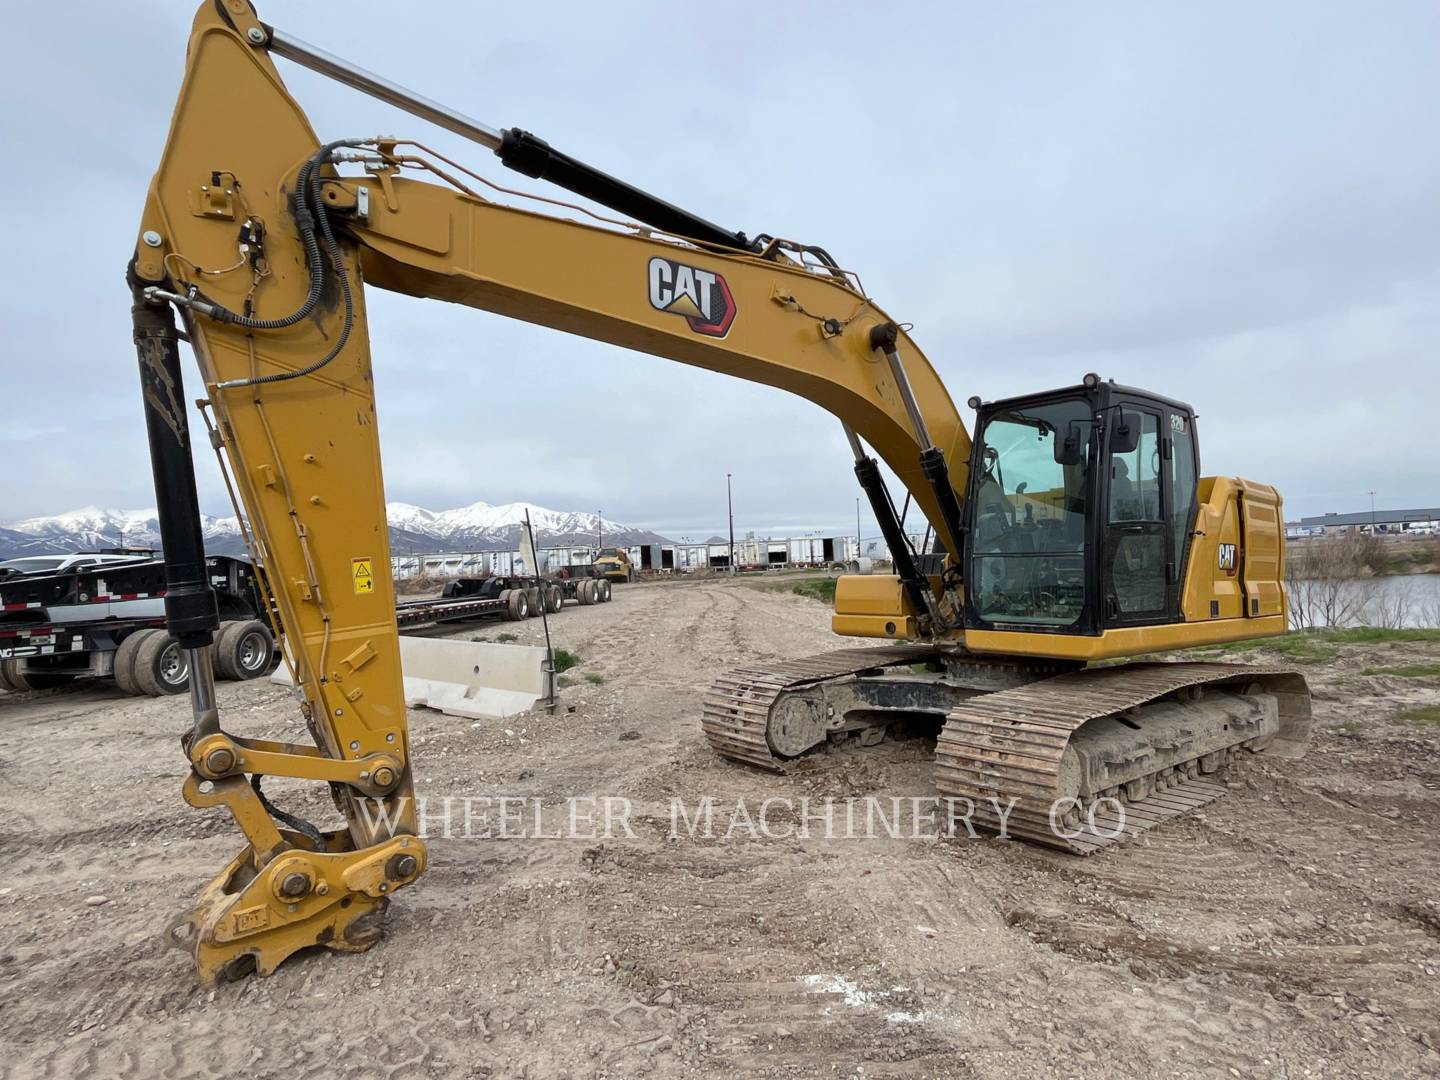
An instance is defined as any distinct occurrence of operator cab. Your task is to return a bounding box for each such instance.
[962,374,1200,636]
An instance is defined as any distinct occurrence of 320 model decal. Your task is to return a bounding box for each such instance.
[647,257,736,338]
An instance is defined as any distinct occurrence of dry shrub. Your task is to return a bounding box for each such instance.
[1287,532,1380,628]
[393,571,461,596]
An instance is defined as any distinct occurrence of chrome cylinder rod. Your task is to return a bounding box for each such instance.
[188,646,217,713]
[267,28,504,151]
[186,644,221,738]
[880,346,934,450]
[261,24,755,250]
[843,423,866,463]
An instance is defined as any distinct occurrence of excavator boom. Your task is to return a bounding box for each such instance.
[132,2,968,983]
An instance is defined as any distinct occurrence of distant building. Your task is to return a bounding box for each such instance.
[1286,508,1440,538]
[391,534,862,578]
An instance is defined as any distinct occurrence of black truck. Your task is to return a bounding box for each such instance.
[0,553,274,695]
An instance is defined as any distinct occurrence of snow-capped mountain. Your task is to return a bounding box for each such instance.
[0,506,241,556]
[385,501,631,543]
[0,502,668,559]
[381,500,655,551]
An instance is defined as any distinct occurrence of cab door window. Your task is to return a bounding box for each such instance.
[1105,408,1168,621]
[968,398,1092,627]
[1167,413,1199,579]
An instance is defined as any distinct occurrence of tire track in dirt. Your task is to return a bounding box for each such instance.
[5,579,1440,1078]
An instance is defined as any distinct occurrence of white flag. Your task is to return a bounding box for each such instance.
[520,515,539,576]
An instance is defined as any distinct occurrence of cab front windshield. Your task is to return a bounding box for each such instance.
[970,398,1092,626]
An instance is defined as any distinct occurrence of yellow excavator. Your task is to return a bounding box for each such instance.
[131,1,1310,984]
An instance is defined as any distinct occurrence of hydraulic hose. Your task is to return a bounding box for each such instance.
[144,140,369,390]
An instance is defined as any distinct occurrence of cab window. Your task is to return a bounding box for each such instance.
[1168,413,1198,572]
[969,398,1092,626]
[1108,411,1161,523]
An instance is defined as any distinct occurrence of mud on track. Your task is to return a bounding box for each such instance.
[1,577,1437,1079]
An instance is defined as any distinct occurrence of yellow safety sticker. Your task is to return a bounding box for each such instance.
[352,557,375,595]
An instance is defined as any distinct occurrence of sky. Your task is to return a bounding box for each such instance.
[3,1,1437,541]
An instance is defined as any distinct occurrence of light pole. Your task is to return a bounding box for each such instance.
[856,497,861,561]
[597,511,603,551]
[726,473,735,574]
[1368,491,1376,533]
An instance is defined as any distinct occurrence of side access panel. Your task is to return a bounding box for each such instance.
[1236,478,1286,619]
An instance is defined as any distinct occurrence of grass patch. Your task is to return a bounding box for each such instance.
[1190,637,1337,663]
[495,632,518,643]
[584,672,606,685]
[751,573,838,603]
[557,675,576,688]
[1190,626,1440,665]
[1374,543,1440,575]
[787,578,838,604]
[1318,627,1440,645]
[552,648,582,673]
[1361,664,1440,678]
[1394,706,1440,728]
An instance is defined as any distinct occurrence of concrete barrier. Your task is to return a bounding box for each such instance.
[400,637,549,719]
[271,637,550,719]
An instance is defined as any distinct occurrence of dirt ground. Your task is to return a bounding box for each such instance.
[2,577,1438,1079]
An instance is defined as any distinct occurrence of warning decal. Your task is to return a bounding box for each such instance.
[352,557,375,594]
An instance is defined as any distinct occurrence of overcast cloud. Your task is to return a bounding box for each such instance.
[2,1,1436,539]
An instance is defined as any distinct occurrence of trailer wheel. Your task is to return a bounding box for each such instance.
[546,585,562,613]
[0,660,21,692]
[579,579,595,605]
[505,588,529,621]
[134,632,191,696]
[1,659,79,692]
[525,587,543,618]
[112,628,159,695]
[596,580,610,603]
[215,620,275,681]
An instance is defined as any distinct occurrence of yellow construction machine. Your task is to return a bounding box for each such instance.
[130,2,1310,984]
[593,547,636,583]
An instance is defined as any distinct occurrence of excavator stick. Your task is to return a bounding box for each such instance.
[130,3,428,983]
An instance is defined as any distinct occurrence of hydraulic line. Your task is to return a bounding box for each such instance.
[145,140,369,389]
[843,424,932,621]
[869,322,967,564]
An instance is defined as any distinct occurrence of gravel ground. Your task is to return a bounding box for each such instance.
[1,576,1437,1079]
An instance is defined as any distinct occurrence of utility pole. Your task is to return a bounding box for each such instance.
[726,472,735,575]
[1368,491,1376,533]
[856,497,861,561]
[597,511,603,550]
